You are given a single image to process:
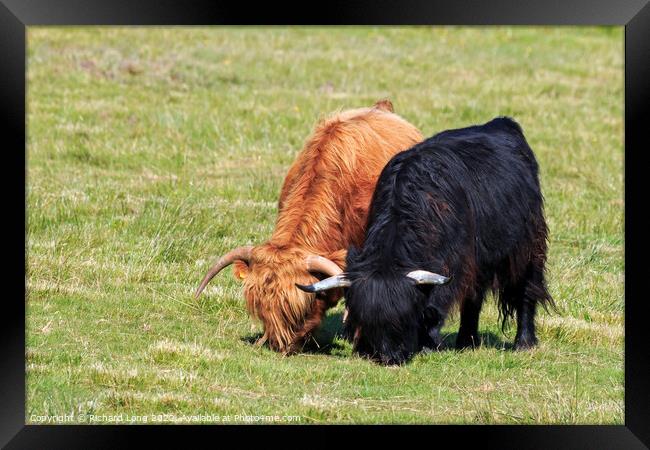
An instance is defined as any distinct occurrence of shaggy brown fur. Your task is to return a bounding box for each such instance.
[229,100,422,352]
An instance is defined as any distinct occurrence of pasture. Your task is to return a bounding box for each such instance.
[26,27,623,424]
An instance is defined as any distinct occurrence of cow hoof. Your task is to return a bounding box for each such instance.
[514,334,538,350]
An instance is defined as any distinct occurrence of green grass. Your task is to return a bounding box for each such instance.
[26,26,623,424]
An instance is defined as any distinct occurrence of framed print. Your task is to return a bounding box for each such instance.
[3,0,649,447]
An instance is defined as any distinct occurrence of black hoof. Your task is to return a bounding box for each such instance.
[514,334,538,350]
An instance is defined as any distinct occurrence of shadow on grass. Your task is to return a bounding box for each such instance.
[302,311,348,355]
[240,311,350,356]
[240,332,265,346]
[439,330,514,351]
[241,316,516,357]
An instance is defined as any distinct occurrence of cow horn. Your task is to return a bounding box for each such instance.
[296,274,351,293]
[305,255,342,277]
[406,270,451,285]
[194,246,253,298]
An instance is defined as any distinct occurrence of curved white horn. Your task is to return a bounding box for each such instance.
[194,246,253,298]
[406,270,451,285]
[295,274,350,293]
[305,255,342,277]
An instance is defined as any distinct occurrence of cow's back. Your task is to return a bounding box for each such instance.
[365,117,544,273]
[427,118,543,268]
[273,105,423,254]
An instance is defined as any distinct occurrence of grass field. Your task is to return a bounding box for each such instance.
[26,27,623,424]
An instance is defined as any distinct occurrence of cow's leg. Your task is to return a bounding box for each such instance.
[456,291,485,350]
[514,295,537,349]
[498,278,538,350]
[509,220,553,350]
[512,259,550,350]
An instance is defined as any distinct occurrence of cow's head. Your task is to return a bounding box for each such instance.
[296,251,450,365]
[195,244,344,353]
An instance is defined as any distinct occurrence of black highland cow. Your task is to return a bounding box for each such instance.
[297,117,553,365]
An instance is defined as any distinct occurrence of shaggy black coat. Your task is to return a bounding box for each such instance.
[343,117,553,365]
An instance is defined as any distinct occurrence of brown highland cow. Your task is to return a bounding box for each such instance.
[195,100,422,353]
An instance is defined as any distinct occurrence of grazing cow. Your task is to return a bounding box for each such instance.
[195,100,422,353]
[297,117,553,365]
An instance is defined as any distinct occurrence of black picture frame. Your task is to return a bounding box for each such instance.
[3,0,648,447]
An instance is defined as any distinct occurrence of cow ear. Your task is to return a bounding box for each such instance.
[373,99,394,112]
[232,260,250,281]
